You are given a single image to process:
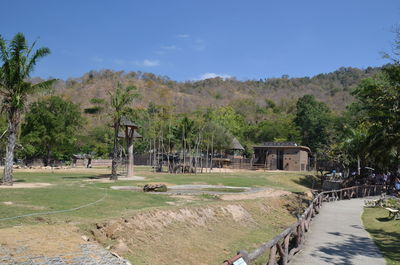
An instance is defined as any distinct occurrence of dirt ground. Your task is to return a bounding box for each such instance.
[220,189,290,200]
[84,176,146,183]
[0,224,128,264]
[0,167,303,264]
[0,225,85,257]
[91,196,296,265]
[0,182,52,189]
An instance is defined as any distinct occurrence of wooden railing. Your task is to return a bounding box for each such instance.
[221,185,384,265]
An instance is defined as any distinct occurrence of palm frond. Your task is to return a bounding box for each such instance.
[29,79,56,94]
[25,47,51,76]
[0,33,52,114]
[0,35,9,63]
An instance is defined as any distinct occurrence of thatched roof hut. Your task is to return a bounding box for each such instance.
[120,116,139,129]
[231,137,245,151]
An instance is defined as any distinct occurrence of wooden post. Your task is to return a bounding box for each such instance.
[264,152,268,171]
[276,243,286,265]
[296,224,302,247]
[268,245,277,265]
[283,234,290,264]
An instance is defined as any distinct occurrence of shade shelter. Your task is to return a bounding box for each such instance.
[120,117,140,177]
[230,137,245,158]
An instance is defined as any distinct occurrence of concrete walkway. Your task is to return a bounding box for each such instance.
[290,198,386,265]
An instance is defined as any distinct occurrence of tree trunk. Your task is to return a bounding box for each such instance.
[2,121,17,186]
[126,133,134,178]
[153,137,156,172]
[210,135,214,171]
[205,138,209,173]
[110,122,120,180]
[357,155,361,175]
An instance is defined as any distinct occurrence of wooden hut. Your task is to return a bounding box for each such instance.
[253,142,311,171]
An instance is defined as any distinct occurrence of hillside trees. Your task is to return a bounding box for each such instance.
[0,33,54,185]
[77,126,113,158]
[294,95,333,152]
[21,96,82,165]
[351,64,400,171]
[207,106,245,137]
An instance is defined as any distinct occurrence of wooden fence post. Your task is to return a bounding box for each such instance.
[284,234,290,263]
[268,245,277,265]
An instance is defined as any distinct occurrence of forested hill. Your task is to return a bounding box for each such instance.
[49,66,381,114]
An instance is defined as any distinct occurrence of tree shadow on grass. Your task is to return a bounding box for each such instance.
[61,176,93,180]
[312,232,385,264]
[61,174,112,180]
[365,228,400,263]
[13,179,26,183]
[293,174,321,190]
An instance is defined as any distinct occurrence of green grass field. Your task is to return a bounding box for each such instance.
[362,207,400,265]
[0,167,316,228]
[0,167,319,264]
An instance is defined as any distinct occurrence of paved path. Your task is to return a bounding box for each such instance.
[290,198,385,265]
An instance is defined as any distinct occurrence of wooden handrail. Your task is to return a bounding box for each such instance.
[221,185,383,265]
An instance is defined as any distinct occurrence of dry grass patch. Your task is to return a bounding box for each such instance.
[91,195,296,265]
[0,224,85,257]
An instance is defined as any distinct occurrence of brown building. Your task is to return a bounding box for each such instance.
[253,142,311,171]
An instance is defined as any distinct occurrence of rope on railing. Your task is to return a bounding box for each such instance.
[0,189,108,222]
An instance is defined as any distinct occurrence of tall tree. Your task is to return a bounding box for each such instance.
[352,65,400,171]
[21,96,83,165]
[0,33,53,185]
[294,95,332,152]
[109,84,138,180]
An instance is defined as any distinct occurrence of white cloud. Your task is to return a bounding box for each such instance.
[92,56,104,63]
[177,34,190,38]
[143,59,160,67]
[155,45,181,55]
[198,72,232,80]
[133,59,160,67]
[113,59,125,65]
[161,45,178,50]
[194,39,206,51]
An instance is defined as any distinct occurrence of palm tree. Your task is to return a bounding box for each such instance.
[341,127,368,175]
[0,33,54,185]
[109,84,138,180]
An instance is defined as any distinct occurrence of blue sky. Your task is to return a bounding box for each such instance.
[1,0,399,81]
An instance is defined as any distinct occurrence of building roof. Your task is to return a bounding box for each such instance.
[260,142,298,147]
[120,116,139,128]
[231,137,245,150]
[118,129,142,139]
[253,142,311,153]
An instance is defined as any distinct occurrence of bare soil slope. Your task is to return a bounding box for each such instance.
[92,196,296,265]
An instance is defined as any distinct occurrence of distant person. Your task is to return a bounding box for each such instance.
[395,177,400,192]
